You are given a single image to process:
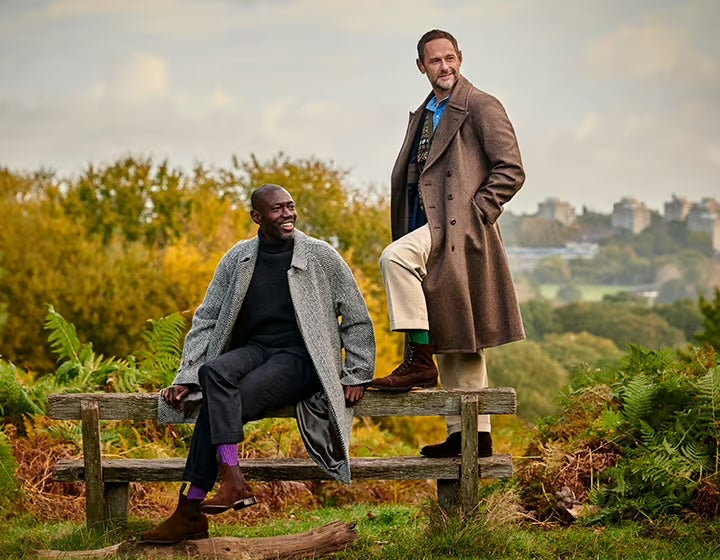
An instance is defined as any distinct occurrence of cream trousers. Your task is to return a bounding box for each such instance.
[379,224,491,433]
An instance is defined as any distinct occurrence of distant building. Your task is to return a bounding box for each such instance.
[687,198,720,252]
[611,197,651,234]
[506,242,599,273]
[536,197,576,226]
[664,195,692,222]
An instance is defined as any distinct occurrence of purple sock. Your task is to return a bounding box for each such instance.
[186,484,207,501]
[217,443,239,466]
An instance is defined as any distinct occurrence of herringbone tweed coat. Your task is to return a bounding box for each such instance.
[158,230,375,483]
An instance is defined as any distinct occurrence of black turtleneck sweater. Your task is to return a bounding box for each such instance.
[229,233,307,354]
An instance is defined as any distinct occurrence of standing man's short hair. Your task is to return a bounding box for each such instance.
[416,30,460,62]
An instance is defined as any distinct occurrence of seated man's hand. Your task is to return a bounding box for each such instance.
[161,385,192,411]
[344,385,366,407]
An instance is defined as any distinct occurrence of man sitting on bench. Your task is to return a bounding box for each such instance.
[142,184,375,544]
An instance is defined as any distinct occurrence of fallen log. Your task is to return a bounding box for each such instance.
[34,520,358,559]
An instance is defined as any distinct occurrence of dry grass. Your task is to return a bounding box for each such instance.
[10,415,437,524]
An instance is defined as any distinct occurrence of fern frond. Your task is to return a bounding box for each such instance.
[136,312,185,389]
[621,345,675,380]
[621,374,655,426]
[696,367,720,417]
[678,440,714,478]
[0,360,42,417]
[638,420,656,446]
[44,305,85,366]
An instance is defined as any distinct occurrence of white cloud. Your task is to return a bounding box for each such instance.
[575,112,599,140]
[18,0,238,37]
[209,87,236,108]
[705,145,720,168]
[587,23,685,79]
[92,53,170,102]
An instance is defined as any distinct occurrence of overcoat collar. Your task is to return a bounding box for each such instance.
[407,74,473,174]
[234,229,310,270]
[232,229,311,302]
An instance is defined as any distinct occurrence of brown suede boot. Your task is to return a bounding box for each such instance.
[141,483,209,544]
[420,432,493,458]
[199,462,258,515]
[369,342,438,392]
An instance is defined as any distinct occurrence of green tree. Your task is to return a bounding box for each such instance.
[654,299,703,341]
[519,299,558,340]
[516,217,577,247]
[696,288,720,351]
[570,245,653,285]
[556,282,582,303]
[554,301,686,348]
[532,255,571,284]
[541,332,623,370]
[486,341,569,422]
[0,252,7,338]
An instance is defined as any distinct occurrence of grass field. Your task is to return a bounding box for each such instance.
[537,283,652,302]
[8,502,720,560]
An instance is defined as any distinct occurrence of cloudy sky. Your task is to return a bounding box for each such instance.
[1,0,718,214]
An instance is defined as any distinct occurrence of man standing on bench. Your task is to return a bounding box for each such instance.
[370,30,525,459]
[142,184,375,544]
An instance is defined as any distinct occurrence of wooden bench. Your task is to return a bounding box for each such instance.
[48,388,516,528]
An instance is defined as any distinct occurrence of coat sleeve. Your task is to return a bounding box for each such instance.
[469,93,525,224]
[327,249,376,386]
[172,249,235,386]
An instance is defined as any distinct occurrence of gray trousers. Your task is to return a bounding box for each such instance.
[183,344,322,491]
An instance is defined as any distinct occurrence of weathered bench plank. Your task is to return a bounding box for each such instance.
[54,455,514,482]
[49,388,517,525]
[47,388,517,420]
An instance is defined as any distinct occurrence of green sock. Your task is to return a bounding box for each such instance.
[407,330,430,345]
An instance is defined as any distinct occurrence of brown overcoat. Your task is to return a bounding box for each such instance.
[390,75,526,353]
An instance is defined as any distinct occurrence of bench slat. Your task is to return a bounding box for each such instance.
[47,388,516,420]
[54,455,513,482]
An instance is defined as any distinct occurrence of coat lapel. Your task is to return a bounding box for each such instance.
[423,75,471,173]
[397,107,425,173]
[233,238,259,296]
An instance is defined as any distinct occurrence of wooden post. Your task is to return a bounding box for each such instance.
[437,478,459,510]
[104,482,130,525]
[459,394,479,513]
[81,400,105,529]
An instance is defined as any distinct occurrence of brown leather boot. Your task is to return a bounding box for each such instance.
[141,483,209,544]
[369,342,438,392]
[420,432,493,458]
[199,462,258,515]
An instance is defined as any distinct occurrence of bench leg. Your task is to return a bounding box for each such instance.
[459,394,479,513]
[437,479,460,510]
[104,482,130,524]
[81,400,105,529]
[437,395,481,515]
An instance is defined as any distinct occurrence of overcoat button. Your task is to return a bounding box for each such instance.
[446,171,452,177]
[448,194,454,200]
[450,219,457,225]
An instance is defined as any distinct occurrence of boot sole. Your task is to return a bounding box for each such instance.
[419,449,493,458]
[369,380,438,393]
[141,531,209,545]
[199,495,258,515]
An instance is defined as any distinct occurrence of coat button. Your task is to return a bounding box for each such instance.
[448,194,454,200]
[446,171,452,177]
[450,219,457,225]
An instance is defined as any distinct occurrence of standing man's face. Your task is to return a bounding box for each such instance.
[251,187,297,242]
[417,38,462,95]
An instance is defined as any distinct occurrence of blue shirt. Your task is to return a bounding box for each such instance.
[426,95,449,130]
